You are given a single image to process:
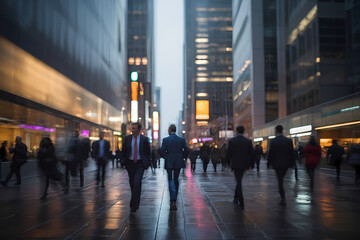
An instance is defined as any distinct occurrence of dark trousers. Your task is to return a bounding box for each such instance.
[275,168,288,199]
[96,158,107,185]
[334,161,341,178]
[354,165,360,182]
[307,167,315,184]
[65,161,84,187]
[190,160,196,172]
[126,160,145,209]
[166,168,181,202]
[4,162,23,184]
[233,169,245,204]
[202,158,209,172]
[212,162,218,172]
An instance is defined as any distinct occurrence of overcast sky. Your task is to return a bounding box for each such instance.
[154,0,184,140]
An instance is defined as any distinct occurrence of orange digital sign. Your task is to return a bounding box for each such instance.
[196,100,209,120]
[131,82,138,101]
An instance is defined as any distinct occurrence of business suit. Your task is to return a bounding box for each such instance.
[92,139,111,186]
[160,133,190,203]
[121,134,150,211]
[267,134,295,204]
[226,134,255,208]
[1,141,27,186]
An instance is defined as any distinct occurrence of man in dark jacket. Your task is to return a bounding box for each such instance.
[92,131,111,187]
[160,124,190,211]
[121,122,151,212]
[226,125,255,209]
[327,139,345,181]
[199,143,211,173]
[1,136,27,187]
[267,125,295,207]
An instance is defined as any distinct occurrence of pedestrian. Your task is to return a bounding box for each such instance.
[189,148,199,172]
[38,137,67,199]
[326,139,345,181]
[199,142,211,173]
[159,124,190,211]
[120,122,151,213]
[226,125,256,210]
[115,147,122,168]
[0,136,27,187]
[65,130,90,189]
[220,141,227,171]
[346,143,360,183]
[254,142,263,173]
[151,145,159,171]
[92,132,111,187]
[267,125,295,207]
[0,141,8,162]
[303,136,322,188]
[210,145,221,172]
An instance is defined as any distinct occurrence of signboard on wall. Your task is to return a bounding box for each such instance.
[196,100,209,120]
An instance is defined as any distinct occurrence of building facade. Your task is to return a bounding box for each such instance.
[184,0,233,144]
[0,0,128,153]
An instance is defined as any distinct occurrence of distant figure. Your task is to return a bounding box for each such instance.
[160,124,190,211]
[304,136,322,188]
[346,143,360,183]
[267,125,295,207]
[151,145,159,171]
[115,147,122,168]
[210,145,221,172]
[326,139,345,181]
[199,143,211,173]
[121,122,151,213]
[226,125,255,210]
[65,131,90,189]
[1,136,27,187]
[220,142,227,171]
[0,141,8,162]
[189,148,199,172]
[38,137,67,199]
[92,132,111,187]
[254,143,263,173]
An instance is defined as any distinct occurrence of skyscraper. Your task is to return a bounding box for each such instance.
[184,0,233,143]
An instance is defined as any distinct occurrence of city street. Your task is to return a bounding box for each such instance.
[0,159,359,239]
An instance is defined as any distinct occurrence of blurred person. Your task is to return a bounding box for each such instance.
[199,142,211,173]
[267,125,295,207]
[226,125,256,210]
[189,148,199,172]
[115,147,122,168]
[92,132,111,187]
[303,136,322,188]
[220,141,227,171]
[210,145,221,172]
[0,136,27,187]
[38,137,67,199]
[151,145,159,170]
[346,143,360,183]
[326,139,345,181]
[0,141,8,161]
[254,142,263,173]
[121,122,151,212]
[159,124,190,211]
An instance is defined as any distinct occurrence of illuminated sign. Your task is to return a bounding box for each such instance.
[196,100,209,120]
[153,131,159,140]
[153,111,159,131]
[131,82,138,101]
[131,101,138,123]
[131,71,138,81]
[289,125,312,134]
[254,137,263,142]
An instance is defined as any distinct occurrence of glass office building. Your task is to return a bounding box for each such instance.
[0,0,128,153]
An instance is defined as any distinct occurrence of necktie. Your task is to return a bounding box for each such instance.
[133,136,138,163]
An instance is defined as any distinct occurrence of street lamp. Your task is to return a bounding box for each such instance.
[182,121,186,125]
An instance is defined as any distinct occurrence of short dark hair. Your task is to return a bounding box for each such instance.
[236,125,245,134]
[132,122,142,130]
[275,125,283,133]
[332,139,337,144]
[169,124,176,133]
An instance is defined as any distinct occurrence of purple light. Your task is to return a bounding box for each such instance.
[199,137,213,142]
[81,130,90,137]
[19,124,55,132]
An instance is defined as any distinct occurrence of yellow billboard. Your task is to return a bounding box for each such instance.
[196,100,209,120]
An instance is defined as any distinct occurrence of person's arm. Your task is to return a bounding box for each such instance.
[159,138,167,158]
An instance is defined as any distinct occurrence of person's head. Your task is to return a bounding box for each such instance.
[42,137,53,147]
[332,139,337,145]
[2,141,7,147]
[131,122,142,136]
[236,125,245,135]
[15,136,22,144]
[99,131,105,140]
[168,124,176,135]
[275,125,283,135]
[309,136,318,146]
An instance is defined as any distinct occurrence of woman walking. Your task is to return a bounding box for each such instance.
[304,136,322,188]
[347,143,360,183]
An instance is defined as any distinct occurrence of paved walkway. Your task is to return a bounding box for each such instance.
[0,159,359,239]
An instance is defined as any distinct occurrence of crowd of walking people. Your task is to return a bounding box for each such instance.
[0,123,359,212]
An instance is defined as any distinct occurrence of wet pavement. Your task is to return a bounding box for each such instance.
[0,159,359,239]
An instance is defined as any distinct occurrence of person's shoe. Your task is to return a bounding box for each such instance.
[239,202,244,210]
[0,181,7,187]
[279,199,286,207]
[170,202,177,211]
[14,182,21,185]
[130,208,137,212]
[232,199,239,205]
[40,193,48,199]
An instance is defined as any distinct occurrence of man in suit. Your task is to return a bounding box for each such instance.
[267,125,295,207]
[92,131,111,187]
[160,124,190,211]
[226,125,255,209]
[121,122,151,212]
[1,136,27,187]
[326,139,345,181]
